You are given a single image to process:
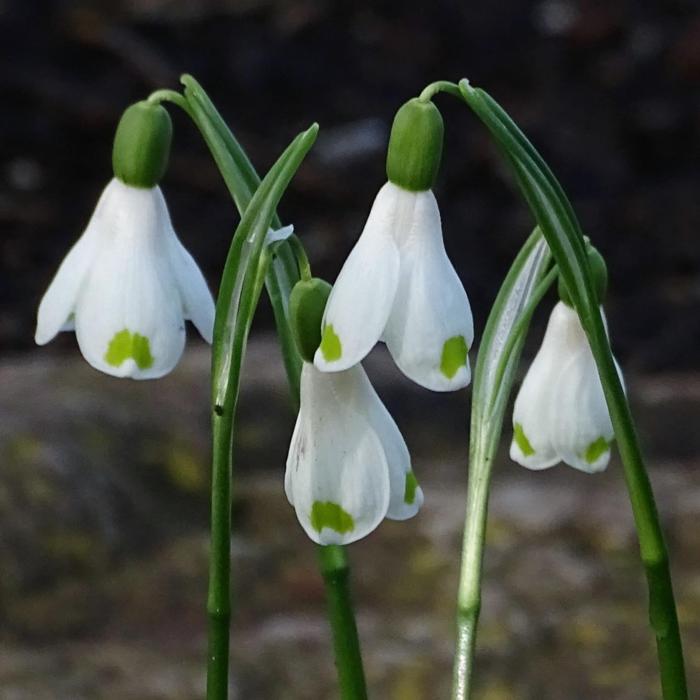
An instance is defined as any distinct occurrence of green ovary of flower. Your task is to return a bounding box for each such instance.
[105,329,154,369]
[311,501,355,534]
[320,324,342,362]
[585,436,611,464]
[513,423,535,456]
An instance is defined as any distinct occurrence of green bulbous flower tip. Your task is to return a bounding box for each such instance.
[112,101,172,188]
[289,277,332,363]
[386,97,444,192]
[558,243,609,307]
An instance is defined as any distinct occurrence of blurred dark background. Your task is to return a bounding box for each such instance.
[1,1,700,698]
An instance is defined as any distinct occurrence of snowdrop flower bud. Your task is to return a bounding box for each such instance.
[285,278,423,545]
[314,98,474,392]
[510,299,622,474]
[35,101,214,379]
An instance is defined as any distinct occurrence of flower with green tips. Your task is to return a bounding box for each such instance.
[35,179,214,379]
[510,301,623,473]
[285,361,423,545]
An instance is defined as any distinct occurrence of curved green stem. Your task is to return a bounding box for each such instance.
[173,75,367,698]
[459,80,688,699]
[147,88,193,117]
[418,80,462,103]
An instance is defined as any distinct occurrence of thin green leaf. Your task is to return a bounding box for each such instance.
[181,75,304,402]
[212,124,318,412]
[453,231,554,700]
[458,78,688,700]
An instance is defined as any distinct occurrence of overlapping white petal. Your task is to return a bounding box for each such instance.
[285,362,422,545]
[510,301,618,473]
[383,189,473,391]
[35,178,214,379]
[314,185,401,372]
[315,181,472,392]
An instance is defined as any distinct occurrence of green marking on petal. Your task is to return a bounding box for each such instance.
[403,472,419,505]
[104,329,154,370]
[440,335,468,379]
[585,437,611,464]
[320,324,342,362]
[310,501,355,534]
[514,423,535,457]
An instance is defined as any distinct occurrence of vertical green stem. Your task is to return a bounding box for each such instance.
[586,313,687,699]
[207,415,233,699]
[318,545,369,700]
[163,77,367,698]
[453,438,493,699]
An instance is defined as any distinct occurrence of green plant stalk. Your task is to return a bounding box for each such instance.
[167,77,367,698]
[318,545,368,700]
[459,80,687,699]
[453,233,554,698]
[207,125,318,700]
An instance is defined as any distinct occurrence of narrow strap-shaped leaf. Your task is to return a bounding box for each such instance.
[206,124,316,700]
[181,74,303,402]
[454,232,554,699]
[212,123,317,412]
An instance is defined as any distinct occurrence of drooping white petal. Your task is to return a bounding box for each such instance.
[314,183,401,372]
[510,345,561,470]
[351,364,423,520]
[551,350,614,473]
[35,189,108,345]
[510,301,585,470]
[382,188,474,391]
[285,363,391,545]
[550,306,620,473]
[169,237,215,344]
[73,181,186,379]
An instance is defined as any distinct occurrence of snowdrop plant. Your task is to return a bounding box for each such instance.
[316,98,474,391]
[33,71,688,700]
[285,278,423,545]
[35,101,214,378]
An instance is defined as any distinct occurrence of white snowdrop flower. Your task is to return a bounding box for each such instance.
[35,100,214,379]
[285,277,422,545]
[285,362,423,545]
[510,301,622,473]
[313,98,473,392]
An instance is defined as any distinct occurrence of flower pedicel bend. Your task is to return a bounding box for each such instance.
[314,97,474,392]
[35,100,214,379]
[285,278,423,545]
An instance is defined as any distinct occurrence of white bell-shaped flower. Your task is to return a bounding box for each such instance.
[314,181,473,392]
[35,178,214,379]
[285,361,423,545]
[510,301,622,473]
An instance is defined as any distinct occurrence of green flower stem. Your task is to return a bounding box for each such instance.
[418,80,462,103]
[459,80,688,699]
[318,545,369,700]
[206,125,318,700]
[165,76,367,698]
[453,233,554,698]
